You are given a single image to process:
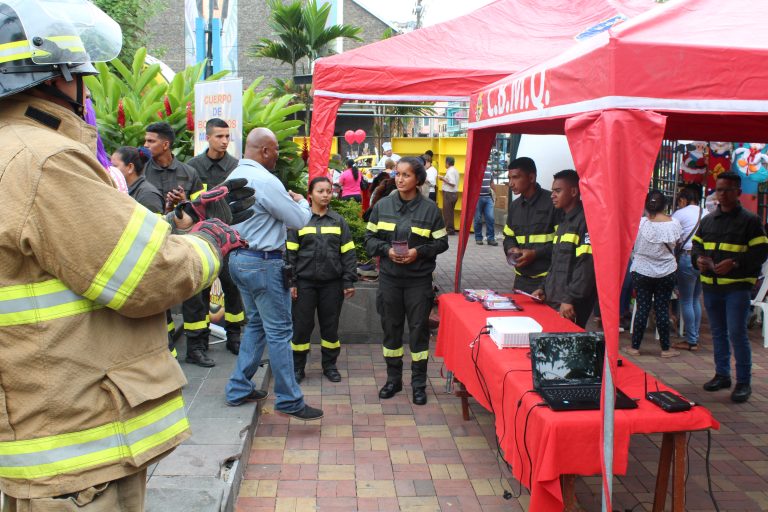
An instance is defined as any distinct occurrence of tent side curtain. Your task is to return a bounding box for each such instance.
[308,96,344,180]
[564,108,667,511]
[454,129,496,292]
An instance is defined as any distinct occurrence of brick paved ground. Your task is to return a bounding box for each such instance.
[236,239,768,511]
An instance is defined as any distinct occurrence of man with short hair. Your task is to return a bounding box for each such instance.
[188,118,244,355]
[144,122,214,367]
[474,167,497,246]
[503,157,559,292]
[532,169,596,328]
[225,128,323,420]
[692,172,768,403]
[440,156,460,235]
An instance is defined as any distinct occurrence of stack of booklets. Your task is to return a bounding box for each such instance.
[462,289,522,311]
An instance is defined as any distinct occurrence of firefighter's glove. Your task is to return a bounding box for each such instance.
[175,178,256,225]
[190,219,249,258]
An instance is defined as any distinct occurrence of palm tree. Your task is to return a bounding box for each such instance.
[249,0,362,76]
[249,0,361,134]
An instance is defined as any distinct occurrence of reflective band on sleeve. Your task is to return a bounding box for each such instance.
[703,242,716,250]
[0,396,188,479]
[291,342,310,351]
[717,276,757,285]
[82,206,170,310]
[558,233,580,244]
[529,233,555,243]
[340,241,355,253]
[321,226,341,235]
[411,350,429,361]
[377,222,396,231]
[167,320,175,332]
[286,241,300,251]
[575,245,593,257]
[321,339,341,350]
[515,235,526,244]
[0,279,102,327]
[749,235,768,246]
[183,235,221,291]
[700,275,714,284]
[366,222,378,233]
[184,314,210,331]
[298,227,317,236]
[514,269,548,278]
[383,346,404,358]
[411,227,431,237]
[224,311,245,323]
[719,243,747,253]
[503,225,514,237]
[189,189,203,200]
[432,228,447,239]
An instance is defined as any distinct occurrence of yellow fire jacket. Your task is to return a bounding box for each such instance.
[0,95,221,498]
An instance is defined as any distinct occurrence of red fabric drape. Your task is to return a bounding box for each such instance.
[308,96,344,180]
[564,109,667,509]
[454,129,496,292]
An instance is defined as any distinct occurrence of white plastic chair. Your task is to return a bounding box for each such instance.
[749,259,768,348]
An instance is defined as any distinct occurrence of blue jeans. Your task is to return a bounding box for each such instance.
[677,254,702,345]
[473,195,495,241]
[703,288,752,384]
[225,250,305,413]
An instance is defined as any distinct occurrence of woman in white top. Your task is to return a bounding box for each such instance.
[671,186,706,351]
[627,190,683,358]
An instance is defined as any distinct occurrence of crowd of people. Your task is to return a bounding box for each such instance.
[502,157,767,403]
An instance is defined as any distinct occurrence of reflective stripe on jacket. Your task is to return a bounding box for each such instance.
[364,191,449,283]
[0,95,221,498]
[691,205,768,291]
[286,209,358,288]
[541,201,596,306]
[503,184,560,279]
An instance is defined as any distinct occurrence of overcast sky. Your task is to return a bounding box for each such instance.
[355,0,496,27]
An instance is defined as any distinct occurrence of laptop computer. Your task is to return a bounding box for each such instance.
[529,332,638,411]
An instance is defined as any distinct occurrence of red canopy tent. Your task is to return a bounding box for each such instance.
[460,0,768,509]
[308,0,656,179]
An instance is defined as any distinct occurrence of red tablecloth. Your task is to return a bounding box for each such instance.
[435,293,719,512]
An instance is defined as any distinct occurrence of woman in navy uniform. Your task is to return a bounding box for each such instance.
[287,177,358,383]
[364,157,449,405]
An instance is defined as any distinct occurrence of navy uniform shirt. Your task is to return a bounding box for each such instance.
[186,151,239,190]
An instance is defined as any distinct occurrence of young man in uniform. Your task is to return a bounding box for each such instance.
[532,169,596,328]
[188,118,244,355]
[0,2,248,508]
[692,172,768,402]
[144,122,216,367]
[503,157,559,292]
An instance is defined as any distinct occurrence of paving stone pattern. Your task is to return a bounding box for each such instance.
[235,240,768,511]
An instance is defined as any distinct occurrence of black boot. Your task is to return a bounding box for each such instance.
[378,381,403,399]
[225,338,240,355]
[186,349,215,368]
[294,368,306,384]
[412,387,427,405]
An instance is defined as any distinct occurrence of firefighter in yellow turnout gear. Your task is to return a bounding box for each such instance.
[0,1,250,509]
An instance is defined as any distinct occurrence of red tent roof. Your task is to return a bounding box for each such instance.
[312,0,656,102]
[469,0,768,140]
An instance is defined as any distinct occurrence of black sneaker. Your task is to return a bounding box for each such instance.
[475,240,484,245]
[280,405,323,421]
[225,388,269,407]
[487,240,498,246]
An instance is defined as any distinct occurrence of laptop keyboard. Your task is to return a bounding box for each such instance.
[544,387,599,402]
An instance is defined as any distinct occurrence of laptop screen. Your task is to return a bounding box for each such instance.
[529,332,605,389]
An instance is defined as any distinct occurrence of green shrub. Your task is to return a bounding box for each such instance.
[331,199,368,262]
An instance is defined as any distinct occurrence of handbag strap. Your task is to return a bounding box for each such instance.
[679,206,702,250]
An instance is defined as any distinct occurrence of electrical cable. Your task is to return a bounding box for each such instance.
[705,430,721,512]
[523,402,547,489]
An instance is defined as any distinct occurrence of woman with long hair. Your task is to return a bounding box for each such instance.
[627,190,683,358]
[111,146,163,213]
[672,185,706,351]
[286,177,358,383]
[364,157,449,405]
[338,158,363,202]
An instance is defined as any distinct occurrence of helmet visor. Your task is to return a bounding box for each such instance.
[6,0,122,65]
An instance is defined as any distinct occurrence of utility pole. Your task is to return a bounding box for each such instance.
[413,0,424,29]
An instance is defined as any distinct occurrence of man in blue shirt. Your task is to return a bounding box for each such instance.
[224,128,323,420]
